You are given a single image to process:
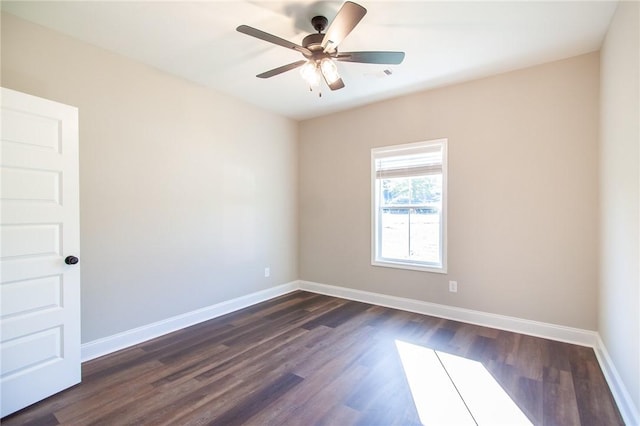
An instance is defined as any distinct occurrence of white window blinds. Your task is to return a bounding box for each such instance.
[374,143,443,179]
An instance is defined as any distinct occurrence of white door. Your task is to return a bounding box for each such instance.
[0,88,81,417]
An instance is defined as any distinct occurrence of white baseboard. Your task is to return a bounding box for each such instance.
[82,279,596,361]
[81,281,298,362]
[594,335,640,426]
[298,280,598,347]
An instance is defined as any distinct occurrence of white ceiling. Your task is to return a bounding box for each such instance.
[2,1,617,120]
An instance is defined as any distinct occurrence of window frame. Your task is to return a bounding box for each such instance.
[371,139,448,274]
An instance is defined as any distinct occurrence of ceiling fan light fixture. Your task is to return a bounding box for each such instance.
[320,58,340,84]
[300,60,321,87]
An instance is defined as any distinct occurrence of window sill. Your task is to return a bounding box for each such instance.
[372,259,447,274]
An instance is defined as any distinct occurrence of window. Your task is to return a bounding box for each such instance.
[371,139,447,273]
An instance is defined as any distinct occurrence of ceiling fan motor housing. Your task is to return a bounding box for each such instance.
[303,16,334,61]
[302,34,333,62]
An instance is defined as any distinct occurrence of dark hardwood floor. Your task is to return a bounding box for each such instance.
[3,291,623,425]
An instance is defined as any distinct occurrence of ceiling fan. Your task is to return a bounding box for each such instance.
[236,1,405,94]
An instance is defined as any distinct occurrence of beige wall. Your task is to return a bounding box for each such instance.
[299,53,600,330]
[1,13,299,343]
[599,0,640,414]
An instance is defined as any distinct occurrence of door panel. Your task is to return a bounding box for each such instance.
[1,275,62,318]
[1,88,80,417]
[1,166,61,202]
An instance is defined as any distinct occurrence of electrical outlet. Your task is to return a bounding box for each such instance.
[449,281,458,293]
[264,267,270,278]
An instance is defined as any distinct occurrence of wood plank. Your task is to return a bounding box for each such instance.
[201,372,304,426]
[543,366,581,425]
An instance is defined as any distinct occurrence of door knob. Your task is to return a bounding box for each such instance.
[65,256,79,265]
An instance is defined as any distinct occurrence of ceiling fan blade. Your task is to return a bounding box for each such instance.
[321,1,367,52]
[237,25,311,56]
[256,60,307,79]
[336,51,405,65]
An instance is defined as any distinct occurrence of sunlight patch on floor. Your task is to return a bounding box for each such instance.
[395,340,533,426]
